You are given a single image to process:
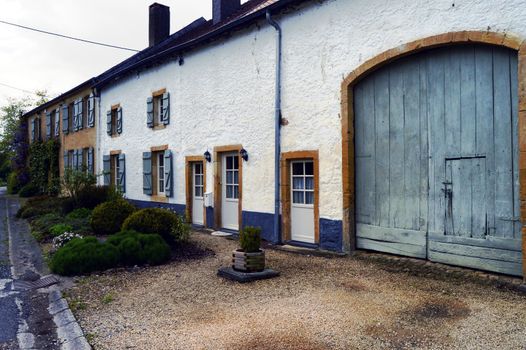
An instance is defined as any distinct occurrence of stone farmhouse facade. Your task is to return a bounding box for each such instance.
[22,0,526,277]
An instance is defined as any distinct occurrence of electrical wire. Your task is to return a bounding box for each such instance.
[0,81,36,95]
[0,19,140,52]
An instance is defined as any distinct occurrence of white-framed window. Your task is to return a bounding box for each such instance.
[225,155,239,200]
[113,155,120,187]
[153,95,164,126]
[158,152,165,194]
[291,160,314,205]
[194,162,204,198]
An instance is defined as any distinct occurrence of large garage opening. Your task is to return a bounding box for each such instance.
[354,44,523,276]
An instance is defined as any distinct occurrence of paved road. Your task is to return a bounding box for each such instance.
[0,188,60,350]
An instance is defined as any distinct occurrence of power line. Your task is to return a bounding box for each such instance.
[0,19,140,52]
[0,81,36,95]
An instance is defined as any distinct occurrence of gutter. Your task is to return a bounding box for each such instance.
[266,10,282,244]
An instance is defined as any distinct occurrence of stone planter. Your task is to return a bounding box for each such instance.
[232,249,265,272]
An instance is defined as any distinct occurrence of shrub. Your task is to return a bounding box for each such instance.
[50,237,120,276]
[172,214,191,242]
[30,212,63,241]
[7,172,20,194]
[239,226,261,252]
[66,208,92,220]
[61,168,96,204]
[62,185,115,213]
[49,224,73,237]
[90,199,136,235]
[17,195,64,218]
[122,208,184,244]
[107,230,171,266]
[52,232,83,250]
[18,182,40,198]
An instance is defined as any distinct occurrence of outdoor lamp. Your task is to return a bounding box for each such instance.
[239,148,248,161]
[204,150,211,162]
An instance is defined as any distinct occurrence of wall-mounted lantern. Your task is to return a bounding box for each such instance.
[239,148,249,161]
[204,150,212,163]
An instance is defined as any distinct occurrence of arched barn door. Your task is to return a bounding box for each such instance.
[354,44,523,276]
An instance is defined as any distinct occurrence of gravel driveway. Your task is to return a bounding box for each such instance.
[65,232,526,350]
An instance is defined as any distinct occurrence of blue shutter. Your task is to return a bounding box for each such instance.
[63,151,69,171]
[103,155,111,186]
[88,93,95,128]
[72,101,78,132]
[146,97,154,128]
[164,150,173,197]
[106,110,112,136]
[116,107,123,134]
[161,92,170,125]
[62,105,69,134]
[87,148,94,174]
[54,110,60,137]
[45,112,51,139]
[143,152,152,195]
[118,153,126,193]
[78,99,84,130]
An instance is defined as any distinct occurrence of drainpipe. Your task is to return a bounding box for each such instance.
[266,10,282,243]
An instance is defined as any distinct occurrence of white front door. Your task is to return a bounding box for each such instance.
[192,162,204,225]
[221,153,239,231]
[291,160,315,243]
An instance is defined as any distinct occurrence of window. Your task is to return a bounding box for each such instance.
[194,163,204,198]
[292,160,314,205]
[153,95,164,126]
[225,155,239,199]
[68,150,74,168]
[68,102,74,133]
[158,153,165,194]
[111,154,120,187]
[147,90,169,128]
[82,96,89,129]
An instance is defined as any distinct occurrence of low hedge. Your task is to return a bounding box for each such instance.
[90,199,136,236]
[18,182,40,198]
[50,231,171,276]
[121,208,189,244]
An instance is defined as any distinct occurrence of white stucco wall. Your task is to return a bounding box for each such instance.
[99,0,526,222]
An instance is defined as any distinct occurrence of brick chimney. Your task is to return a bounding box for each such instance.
[213,0,240,25]
[149,3,170,47]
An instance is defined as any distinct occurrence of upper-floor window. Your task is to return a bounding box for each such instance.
[106,105,123,136]
[68,101,74,133]
[147,89,170,128]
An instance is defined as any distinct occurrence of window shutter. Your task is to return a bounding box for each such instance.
[72,149,77,170]
[103,155,111,186]
[87,148,94,174]
[78,99,84,130]
[54,110,60,137]
[116,107,123,134]
[143,152,152,195]
[45,112,51,139]
[118,153,126,193]
[88,93,95,127]
[62,105,69,134]
[161,92,170,125]
[63,151,69,170]
[146,97,154,128]
[72,100,78,132]
[164,150,173,197]
[106,110,112,136]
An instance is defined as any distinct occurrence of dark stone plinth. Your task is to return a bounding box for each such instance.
[217,267,280,283]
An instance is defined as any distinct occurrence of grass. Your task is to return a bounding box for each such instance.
[101,293,114,304]
[69,297,87,312]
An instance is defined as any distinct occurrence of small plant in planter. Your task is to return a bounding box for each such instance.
[233,226,265,272]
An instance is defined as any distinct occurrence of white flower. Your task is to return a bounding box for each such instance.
[52,232,83,250]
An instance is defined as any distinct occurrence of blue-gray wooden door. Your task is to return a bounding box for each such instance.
[354,45,522,276]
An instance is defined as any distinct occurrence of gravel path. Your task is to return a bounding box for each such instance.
[66,232,526,350]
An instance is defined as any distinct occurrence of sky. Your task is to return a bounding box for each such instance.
[0,0,246,109]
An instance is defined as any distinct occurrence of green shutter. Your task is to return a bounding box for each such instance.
[62,105,69,134]
[116,107,123,134]
[164,150,173,197]
[103,155,111,186]
[143,152,152,195]
[146,97,154,128]
[161,92,170,125]
[118,153,126,193]
[106,110,112,136]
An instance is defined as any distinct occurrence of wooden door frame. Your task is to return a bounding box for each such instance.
[281,150,320,243]
[341,31,526,277]
[213,145,243,231]
[185,155,206,226]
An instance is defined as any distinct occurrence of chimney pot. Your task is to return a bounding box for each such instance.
[149,3,170,47]
[213,0,240,25]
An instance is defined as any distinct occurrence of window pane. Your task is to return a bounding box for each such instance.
[305,161,314,175]
[233,171,239,185]
[305,191,314,205]
[158,153,164,167]
[195,163,202,174]
[233,155,239,169]
[159,180,164,193]
[195,187,202,197]
[195,175,202,186]
[233,185,239,199]
[305,177,314,190]
[292,162,304,175]
[226,171,233,184]
[293,177,304,190]
[226,185,233,199]
[292,191,304,204]
[159,167,164,181]
[226,156,233,169]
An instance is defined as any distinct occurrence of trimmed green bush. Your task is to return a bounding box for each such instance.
[18,182,40,198]
[106,230,171,266]
[7,172,20,194]
[121,208,186,244]
[90,199,136,235]
[49,224,73,237]
[239,226,261,252]
[50,237,120,276]
[66,208,91,220]
[61,186,118,214]
[30,212,63,241]
[17,196,64,218]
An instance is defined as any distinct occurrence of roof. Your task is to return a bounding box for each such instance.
[23,0,306,118]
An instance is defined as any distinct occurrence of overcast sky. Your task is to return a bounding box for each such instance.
[0,0,246,109]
